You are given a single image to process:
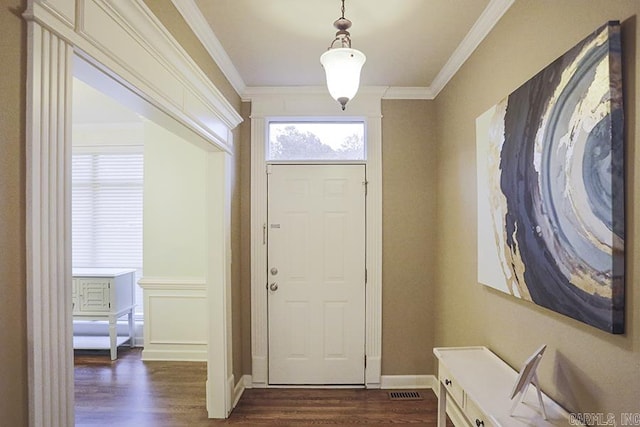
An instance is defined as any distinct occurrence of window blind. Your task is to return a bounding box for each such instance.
[72,152,144,314]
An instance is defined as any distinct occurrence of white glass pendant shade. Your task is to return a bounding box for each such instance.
[320,47,366,110]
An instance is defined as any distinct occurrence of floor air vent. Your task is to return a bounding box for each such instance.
[388,391,423,400]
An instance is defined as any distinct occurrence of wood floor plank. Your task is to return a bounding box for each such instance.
[74,348,452,426]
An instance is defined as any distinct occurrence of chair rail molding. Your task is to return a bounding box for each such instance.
[24,0,240,424]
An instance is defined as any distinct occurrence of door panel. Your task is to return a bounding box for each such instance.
[268,164,366,385]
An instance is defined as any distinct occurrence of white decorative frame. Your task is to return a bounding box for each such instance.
[247,87,384,387]
[24,0,242,424]
[138,278,209,361]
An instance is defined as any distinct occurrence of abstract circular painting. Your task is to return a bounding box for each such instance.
[476,21,624,334]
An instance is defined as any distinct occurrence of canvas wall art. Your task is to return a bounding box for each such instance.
[476,21,624,334]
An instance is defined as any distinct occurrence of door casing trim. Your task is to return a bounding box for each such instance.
[249,89,384,387]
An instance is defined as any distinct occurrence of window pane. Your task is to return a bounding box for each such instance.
[268,122,365,161]
[72,152,144,315]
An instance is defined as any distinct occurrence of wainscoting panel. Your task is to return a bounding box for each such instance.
[139,277,207,361]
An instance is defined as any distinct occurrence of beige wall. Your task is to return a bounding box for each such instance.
[381,100,438,374]
[6,1,637,422]
[238,101,252,376]
[230,121,242,382]
[0,0,28,424]
[235,100,439,377]
[434,0,640,415]
[143,122,207,277]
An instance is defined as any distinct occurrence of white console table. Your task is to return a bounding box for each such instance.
[72,268,136,360]
[434,347,571,427]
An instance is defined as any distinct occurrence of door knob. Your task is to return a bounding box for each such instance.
[270,267,278,275]
[269,282,278,291]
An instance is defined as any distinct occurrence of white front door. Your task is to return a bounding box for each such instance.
[267,164,366,385]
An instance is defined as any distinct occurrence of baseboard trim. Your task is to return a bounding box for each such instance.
[380,374,436,389]
[243,375,253,389]
[233,375,252,409]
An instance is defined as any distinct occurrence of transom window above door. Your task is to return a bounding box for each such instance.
[267,121,366,161]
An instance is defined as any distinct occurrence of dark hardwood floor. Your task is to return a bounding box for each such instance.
[75,348,451,426]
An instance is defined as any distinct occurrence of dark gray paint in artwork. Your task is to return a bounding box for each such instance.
[498,21,624,333]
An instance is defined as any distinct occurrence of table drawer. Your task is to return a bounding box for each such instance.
[439,363,465,406]
[465,396,495,427]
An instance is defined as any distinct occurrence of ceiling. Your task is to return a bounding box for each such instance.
[73,78,143,125]
[177,0,514,99]
[71,0,514,125]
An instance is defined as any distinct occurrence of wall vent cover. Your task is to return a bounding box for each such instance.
[388,391,423,400]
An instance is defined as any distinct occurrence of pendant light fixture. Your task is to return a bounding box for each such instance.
[320,0,366,110]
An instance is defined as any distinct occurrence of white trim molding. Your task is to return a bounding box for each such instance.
[25,20,74,427]
[429,0,515,97]
[382,86,437,100]
[380,375,436,390]
[233,374,252,408]
[249,89,383,389]
[170,0,246,97]
[138,277,207,290]
[27,0,242,152]
[205,150,235,418]
[249,114,269,387]
[24,0,241,422]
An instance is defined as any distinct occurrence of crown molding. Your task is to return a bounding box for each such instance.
[383,87,436,100]
[242,85,389,102]
[247,86,386,117]
[242,85,328,100]
[429,0,515,97]
[174,0,513,101]
[171,0,247,96]
[243,85,436,101]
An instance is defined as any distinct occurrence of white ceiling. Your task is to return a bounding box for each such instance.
[73,78,143,125]
[176,0,514,99]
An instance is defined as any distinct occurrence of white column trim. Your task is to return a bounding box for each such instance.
[365,113,383,388]
[205,151,234,418]
[25,0,240,423]
[249,90,383,388]
[25,20,74,427]
[250,116,269,386]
